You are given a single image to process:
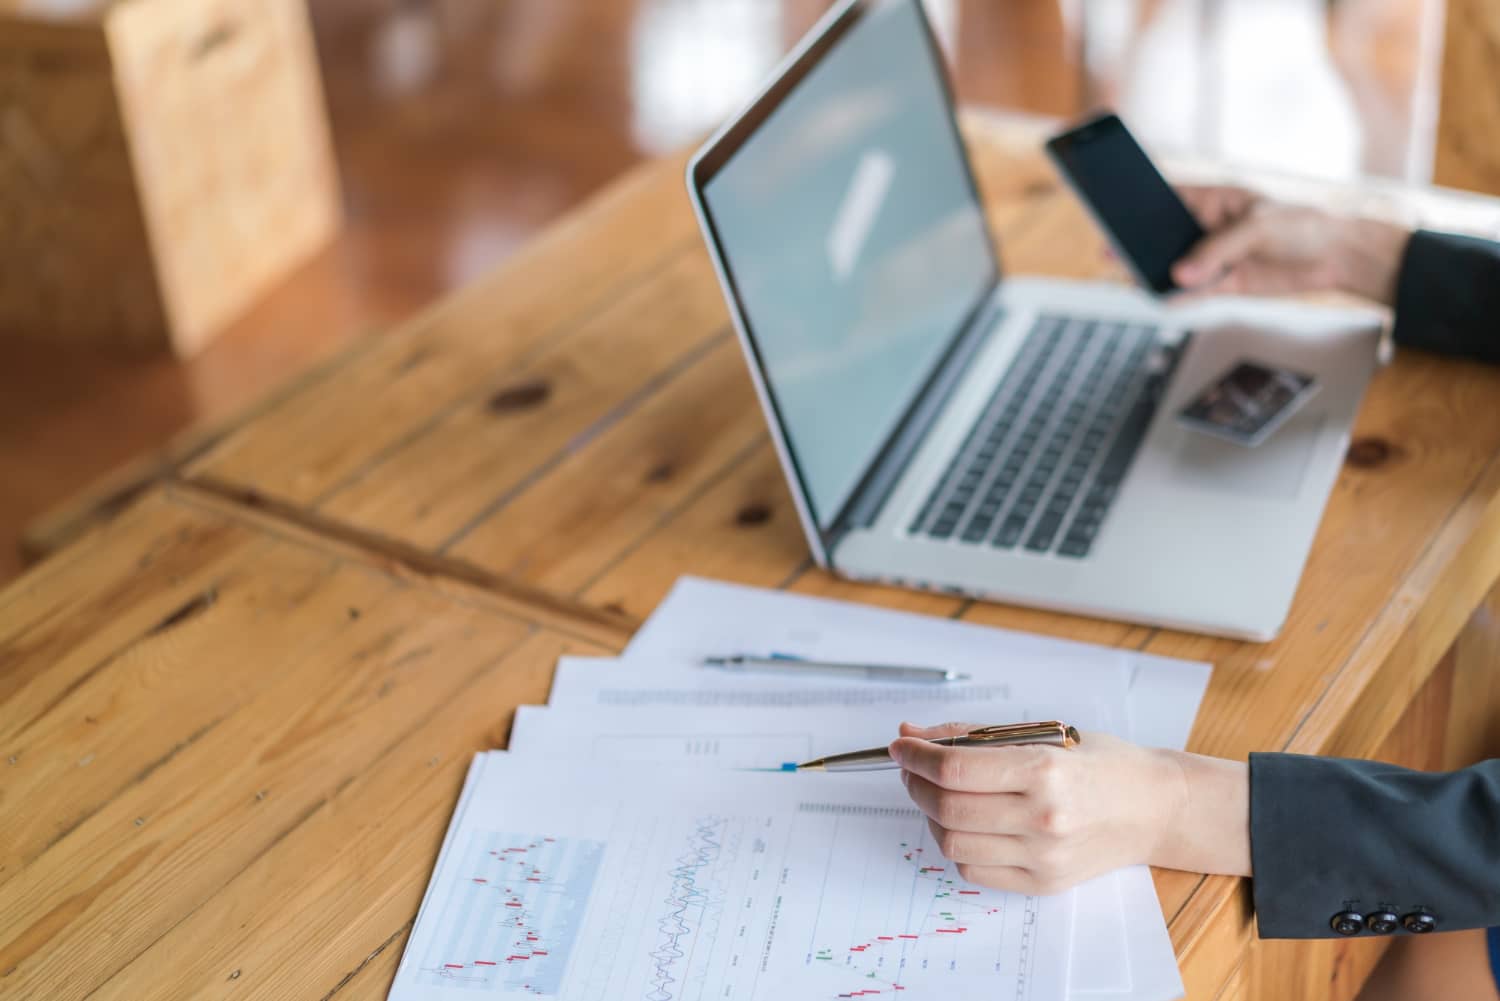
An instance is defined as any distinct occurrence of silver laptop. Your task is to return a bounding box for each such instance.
[686,0,1383,641]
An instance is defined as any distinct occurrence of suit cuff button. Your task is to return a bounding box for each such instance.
[1330,911,1365,936]
[1365,911,1400,935]
[1401,911,1437,934]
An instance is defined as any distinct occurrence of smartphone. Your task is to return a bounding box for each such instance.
[1045,112,1205,295]
[1177,360,1320,447]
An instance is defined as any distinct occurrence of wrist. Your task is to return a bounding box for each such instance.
[1144,750,1251,877]
[1141,748,1192,869]
[1332,217,1412,306]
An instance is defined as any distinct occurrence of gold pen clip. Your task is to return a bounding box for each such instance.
[951,720,1081,748]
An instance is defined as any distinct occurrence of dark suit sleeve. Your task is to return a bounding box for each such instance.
[1249,752,1500,938]
[1391,230,1500,364]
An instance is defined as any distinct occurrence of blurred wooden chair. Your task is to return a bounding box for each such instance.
[1434,0,1500,195]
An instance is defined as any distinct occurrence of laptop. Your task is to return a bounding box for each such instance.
[685,0,1383,641]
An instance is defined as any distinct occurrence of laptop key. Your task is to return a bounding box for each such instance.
[1026,516,1063,552]
[962,519,993,543]
[995,515,1029,549]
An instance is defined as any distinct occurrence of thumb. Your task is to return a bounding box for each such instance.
[898,721,979,739]
[1173,216,1268,288]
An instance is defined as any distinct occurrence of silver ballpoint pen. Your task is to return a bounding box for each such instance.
[795,720,1081,772]
[702,654,970,684]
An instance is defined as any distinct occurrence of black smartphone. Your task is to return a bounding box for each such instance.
[1045,112,1205,295]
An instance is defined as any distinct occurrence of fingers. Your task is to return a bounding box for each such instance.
[890,737,1041,793]
[903,772,1030,832]
[924,821,1073,897]
[952,864,1051,895]
[1176,184,1257,228]
[926,816,1026,866]
[1172,215,1268,290]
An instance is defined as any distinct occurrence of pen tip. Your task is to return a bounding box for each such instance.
[952,672,973,682]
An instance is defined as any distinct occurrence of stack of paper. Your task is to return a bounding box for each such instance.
[389,578,1212,1001]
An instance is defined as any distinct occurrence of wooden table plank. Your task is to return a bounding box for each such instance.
[0,488,619,1000]
[319,250,731,550]
[448,337,766,595]
[187,147,703,508]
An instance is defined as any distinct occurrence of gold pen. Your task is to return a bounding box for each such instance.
[795,720,1080,772]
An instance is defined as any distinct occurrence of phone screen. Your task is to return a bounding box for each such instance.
[1046,114,1205,294]
[1178,360,1320,446]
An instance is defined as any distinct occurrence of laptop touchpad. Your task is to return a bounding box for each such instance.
[1168,411,1323,502]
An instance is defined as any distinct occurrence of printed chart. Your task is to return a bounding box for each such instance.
[415,832,603,993]
[393,758,1068,1001]
[795,806,1041,1000]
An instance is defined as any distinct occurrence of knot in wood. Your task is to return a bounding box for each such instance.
[736,503,772,526]
[1346,437,1394,469]
[487,380,552,413]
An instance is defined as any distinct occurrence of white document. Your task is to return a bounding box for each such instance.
[1125,655,1214,752]
[1097,868,1176,1001]
[547,656,1127,730]
[622,578,1136,703]
[509,700,1111,772]
[391,753,1075,1001]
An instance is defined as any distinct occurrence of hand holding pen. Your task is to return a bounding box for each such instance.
[887,722,1249,897]
[795,720,1079,771]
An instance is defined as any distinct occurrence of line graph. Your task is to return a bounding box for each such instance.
[648,816,729,1001]
[416,832,603,994]
[801,821,1039,1000]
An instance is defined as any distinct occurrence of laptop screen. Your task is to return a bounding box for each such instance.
[699,0,996,529]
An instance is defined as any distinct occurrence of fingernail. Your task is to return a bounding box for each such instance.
[889,743,905,766]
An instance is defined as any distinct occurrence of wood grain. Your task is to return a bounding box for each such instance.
[1445,588,1500,769]
[1434,0,1500,196]
[186,147,702,504]
[0,488,617,999]
[16,329,385,570]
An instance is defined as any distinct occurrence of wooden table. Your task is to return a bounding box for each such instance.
[7,115,1500,1000]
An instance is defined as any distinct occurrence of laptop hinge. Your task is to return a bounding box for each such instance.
[827,289,1007,554]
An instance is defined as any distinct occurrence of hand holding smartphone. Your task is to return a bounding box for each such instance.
[1048,115,1323,447]
[1045,112,1205,295]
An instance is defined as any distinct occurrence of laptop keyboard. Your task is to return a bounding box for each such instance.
[908,312,1173,559]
